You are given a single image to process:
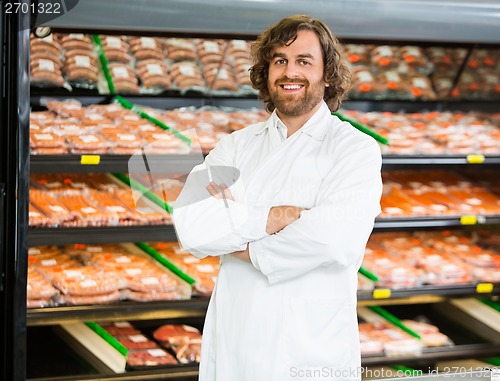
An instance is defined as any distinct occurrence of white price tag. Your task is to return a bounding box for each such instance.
[140,37,157,49]
[40,259,57,267]
[80,207,97,214]
[112,67,130,79]
[38,59,55,72]
[75,55,91,68]
[358,71,373,83]
[63,270,83,278]
[152,133,172,141]
[231,40,247,50]
[80,279,98,288]
[107,206,127,213]
[217,68,229,80]
[105,36,122,49]
[203,41,220,53]
[80,135,99,143]
[48,205,66,213]
[147,349,167,357]
[129,334,148,343]
[114,321,132,328]
[117,134,137,141]
[141,277,160,285]
[44,182,62,189]
[385,71,400,82]
[116,256,132,264]
[196,264,215,273]
[412,77,428,89]
[146,64,163,76]
[69,33,85,40]
[125,268,142,276]
[179,64,195,77]
[183,257,200,264]
[34,133,53,141]
[182,325,200,334]
[376,46,393,57]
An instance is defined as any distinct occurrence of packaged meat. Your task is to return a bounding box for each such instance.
[30,189,78,226]
[401,320,451,347]
[61,290,122,305]
[115,335,159,350]
[344,44,370,66]
[99,321,142,336]
[27,265,59,301]
[126,348,178,367]
[86,190,147,226]
[29,203,57,227]
[398,45,432,73]
[350,66,381,99]
[57,193,113,226]
[370,45,400,72]
[153,324,202,363]
[150,242,218,296]
[164,38,198,61]
[50,266,122,295]
[122,289,183,302]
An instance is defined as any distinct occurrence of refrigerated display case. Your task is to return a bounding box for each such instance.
[1,1,500,380]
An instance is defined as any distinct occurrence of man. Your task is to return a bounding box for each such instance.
[173,15,382,381]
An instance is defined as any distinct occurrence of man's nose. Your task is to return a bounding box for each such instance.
[284,62,299,78]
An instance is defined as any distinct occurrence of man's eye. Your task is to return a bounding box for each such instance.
[300,60,311,66]
[275,59,286,65]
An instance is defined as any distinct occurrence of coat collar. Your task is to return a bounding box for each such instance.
[254,101,331,141]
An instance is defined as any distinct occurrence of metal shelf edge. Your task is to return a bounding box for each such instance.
[28,225,178,246]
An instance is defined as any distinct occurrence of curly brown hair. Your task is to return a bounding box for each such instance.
[250,15,352,113]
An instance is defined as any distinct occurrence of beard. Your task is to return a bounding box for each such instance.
[268,77,325,117]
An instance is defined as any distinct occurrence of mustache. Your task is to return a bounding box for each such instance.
[275,77,308,86]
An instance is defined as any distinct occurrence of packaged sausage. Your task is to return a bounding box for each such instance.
[50,266,122,295]
[370,45,400,72]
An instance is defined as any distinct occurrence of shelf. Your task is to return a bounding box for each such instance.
[358,284,500,305]
[28,283,499,326]
[28,366,199,381]
[361,343,500,366]
[29,153,500,174]
[28,225,178,246]
[27,299,210,326]
[30,154,202,174]
[382,155,500,168]
[42,0,500,44]
[374,215,500,231]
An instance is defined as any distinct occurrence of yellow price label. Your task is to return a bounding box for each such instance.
[460,215,478,225]
[476,283,494,293]
[466,154,485,164]
[373,289,391,299]
[80,155,101,165]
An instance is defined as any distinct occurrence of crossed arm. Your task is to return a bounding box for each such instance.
[206,181,304,262]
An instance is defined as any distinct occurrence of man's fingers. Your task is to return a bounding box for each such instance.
[206,183,222,199]
[220,184,234,201]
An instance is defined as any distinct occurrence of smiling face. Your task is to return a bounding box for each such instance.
[267,29,328,120]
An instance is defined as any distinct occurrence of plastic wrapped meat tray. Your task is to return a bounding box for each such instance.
[153,324,202,364]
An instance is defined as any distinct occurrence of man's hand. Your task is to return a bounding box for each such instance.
[206,182,234,201]
[231,244,250,262]
[266,206,305,235]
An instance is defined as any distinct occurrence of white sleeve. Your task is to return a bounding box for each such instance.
[249,137,382,284]
[172,133,271,258]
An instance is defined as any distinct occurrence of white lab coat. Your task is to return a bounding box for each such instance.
[173,102,382,381]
